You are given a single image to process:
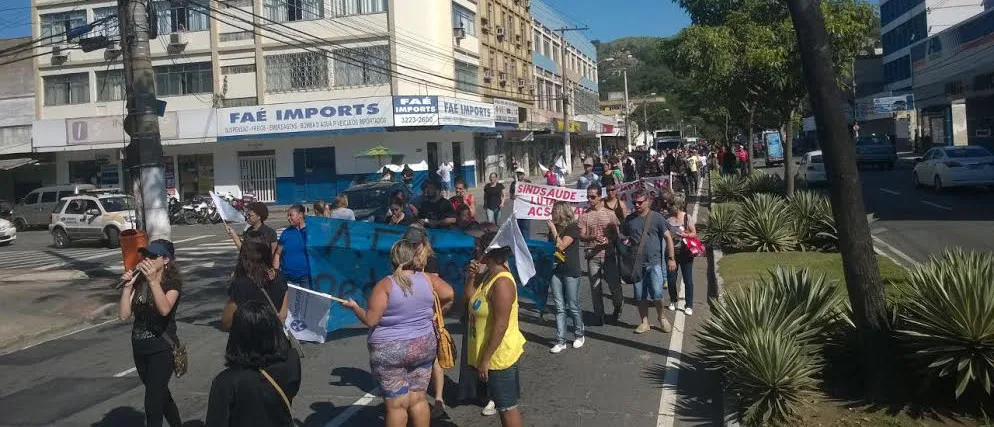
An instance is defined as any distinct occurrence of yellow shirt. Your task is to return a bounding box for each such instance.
[467,271,526,370]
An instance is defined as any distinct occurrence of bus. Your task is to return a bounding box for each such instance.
[654,130,682,150]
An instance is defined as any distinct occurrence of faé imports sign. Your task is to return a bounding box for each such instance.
[393,96,439,127]
[493,98,519,125]
[438,97,495,128]
[217,96,393,138]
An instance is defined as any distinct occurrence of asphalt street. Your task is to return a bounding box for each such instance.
[758,161,994,266]
[0,186,721,427]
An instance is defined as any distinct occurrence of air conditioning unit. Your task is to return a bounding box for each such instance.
[454,26,466,40]
[483,68,493,81]
[51,45,68,62]
[496,26,505,38]
[168,32,187,48]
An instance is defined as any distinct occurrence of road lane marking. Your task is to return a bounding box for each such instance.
[880,188,901,196]
[920,200,953,211]
[114,367,137,377]
[323,390,381,427]
[656,177,703,427]
[872,235,919,266]
[6,318,118,356]
[25,235,215,271]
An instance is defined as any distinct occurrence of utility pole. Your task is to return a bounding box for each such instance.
[557,26,588,172]
[641,99,648,144]
[622,69,631,150]
[119,0,169,241]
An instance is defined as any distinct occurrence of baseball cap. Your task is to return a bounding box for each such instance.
[515,167,526,174]
[138,239,175,260]
[403,224,428,245]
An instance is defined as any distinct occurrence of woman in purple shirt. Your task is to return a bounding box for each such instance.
[342,238,455,427]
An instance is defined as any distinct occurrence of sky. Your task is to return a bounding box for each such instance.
[0,0,690,42]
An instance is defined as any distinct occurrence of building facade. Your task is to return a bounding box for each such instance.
[0,37,41,203]
[30,0,531,204]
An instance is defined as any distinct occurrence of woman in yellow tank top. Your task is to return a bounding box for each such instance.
[464,231,526,427]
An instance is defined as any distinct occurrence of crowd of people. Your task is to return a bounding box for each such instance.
[115,147,705,426]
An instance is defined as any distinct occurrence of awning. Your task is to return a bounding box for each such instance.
[0,158,37,171]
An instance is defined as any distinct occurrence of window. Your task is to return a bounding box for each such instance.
[542,36,551,58]
[452,4,475,36]
[534,29,542,54]
[44,73,90,106]
[96,70,125,102]
[154,63,213,96]
[155,1,209,33]
[220,31,254,42]
[455,61,478,93]
[881,12,926,55]
[221,0,253,7]
[266,52,329,92]
[40,192,57,203]
[222,64,256,74]
[265,0,323,22]
[23,192,38,205]
[39,11,86,43]
[545,80,555,110]
[554,83,562,112]
[223,97,258,107]
[93,7,118,38]
[333,45,390,87]
[331,0,387,17]
[881,0,924,27]
[883,54,911,84]
[57,190,74,201]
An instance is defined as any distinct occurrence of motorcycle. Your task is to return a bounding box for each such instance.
[167,197,191,225]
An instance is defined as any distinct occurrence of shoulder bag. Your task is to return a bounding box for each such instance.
[161,333,189,378]
[257,277,307,359]
[260,368,293,420]
[430,274,457,369]
[681,214,706,258]
[619,212,654,284]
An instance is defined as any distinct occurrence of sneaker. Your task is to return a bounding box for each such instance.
[550,343,568,354]
[668,303,677,311]
[634,323,651,334]
[685,307,694,316]
[482,400,497,416]
[658,316,673,333]
[572,336,585,349]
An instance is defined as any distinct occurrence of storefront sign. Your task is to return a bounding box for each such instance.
[393,96,439,127]
[438,97,495,128]
[873,95,914,114]
[217,96,394,138]
[493,98,519,124]
[553,118,588,133]
[65,112,179,145]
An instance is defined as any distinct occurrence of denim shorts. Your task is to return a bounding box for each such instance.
[487,363,521,412]
[632,263,665,301]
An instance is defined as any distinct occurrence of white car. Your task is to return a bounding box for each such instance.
[796,150,827,187]
[912,146,994,191]
[49,194,137,248]
[0,218,15,246]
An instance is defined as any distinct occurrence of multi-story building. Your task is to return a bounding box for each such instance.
[474,0,534,180]
[527,0,599,172]
[28,0,532,204]
[0,37,40,203]
[880,0,984,93]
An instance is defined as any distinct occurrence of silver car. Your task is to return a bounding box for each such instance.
[855,136,897,169]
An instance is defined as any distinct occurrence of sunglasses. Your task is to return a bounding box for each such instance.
[632,199,647,206]
[606,187,616,192]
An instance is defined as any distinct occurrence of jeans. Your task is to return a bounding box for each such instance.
[587,254,623,320]
[632,263,665,301]
[550,274,583,344]
[667,258,695,309]
[486,207,500,223]
[486,363,521,412]
[134,349,182,427]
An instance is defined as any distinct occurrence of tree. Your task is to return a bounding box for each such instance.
[786,0,895,400]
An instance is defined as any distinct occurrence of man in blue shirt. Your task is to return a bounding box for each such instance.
[274,204,311,288]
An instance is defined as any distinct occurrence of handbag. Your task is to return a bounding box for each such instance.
[260,368,292,419]
[431,284,457,370]
[257,275,306,359]
[679,214,706,258]
[619,212,654,284]
[161,333,188,378]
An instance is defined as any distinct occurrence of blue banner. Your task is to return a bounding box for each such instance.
[304,217,554,334]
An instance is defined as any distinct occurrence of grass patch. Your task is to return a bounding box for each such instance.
[718,252,907,295]
[791,394,976,427]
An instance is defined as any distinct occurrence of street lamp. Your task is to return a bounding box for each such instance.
[599,54,635,150]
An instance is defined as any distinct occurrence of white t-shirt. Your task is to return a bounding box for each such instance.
[438,163,453,182]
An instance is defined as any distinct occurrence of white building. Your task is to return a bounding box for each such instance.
[0,37,39,203]
[30,0,504,204]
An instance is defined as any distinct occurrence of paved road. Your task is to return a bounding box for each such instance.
[756,162,994,265]
[0,182,721,427]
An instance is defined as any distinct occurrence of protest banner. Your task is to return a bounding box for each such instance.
[305,217,555,335]
[512,182,588,220]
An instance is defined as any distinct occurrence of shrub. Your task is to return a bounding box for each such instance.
[712,174,749,203]
[895,249,994,399]
[746,172,786,196]
[787,191,834,250]
[702,203,741,251]
[737,193,799,252]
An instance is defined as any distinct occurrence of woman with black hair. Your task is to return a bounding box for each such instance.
[221,237,288,331]
[118,239,184,427]
[206,300,302,427]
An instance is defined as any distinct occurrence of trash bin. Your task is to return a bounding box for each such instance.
[120,229,148,272]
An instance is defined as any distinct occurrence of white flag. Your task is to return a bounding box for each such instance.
[538,163,549,173]
[285,283,333,343]
[209,192,245,223]
[486,214,536,286]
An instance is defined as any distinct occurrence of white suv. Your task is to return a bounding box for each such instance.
[49,194,137,248]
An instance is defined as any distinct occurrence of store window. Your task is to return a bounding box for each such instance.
[178,154,214,201]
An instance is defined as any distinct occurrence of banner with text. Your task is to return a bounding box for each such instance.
[393,95,439,127]
[305,217,555,335]
[513,175,673,220]
[438,97,496,128]
[217,96,393,138]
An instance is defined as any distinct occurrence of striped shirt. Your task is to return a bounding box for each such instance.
[578,208,619,260]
